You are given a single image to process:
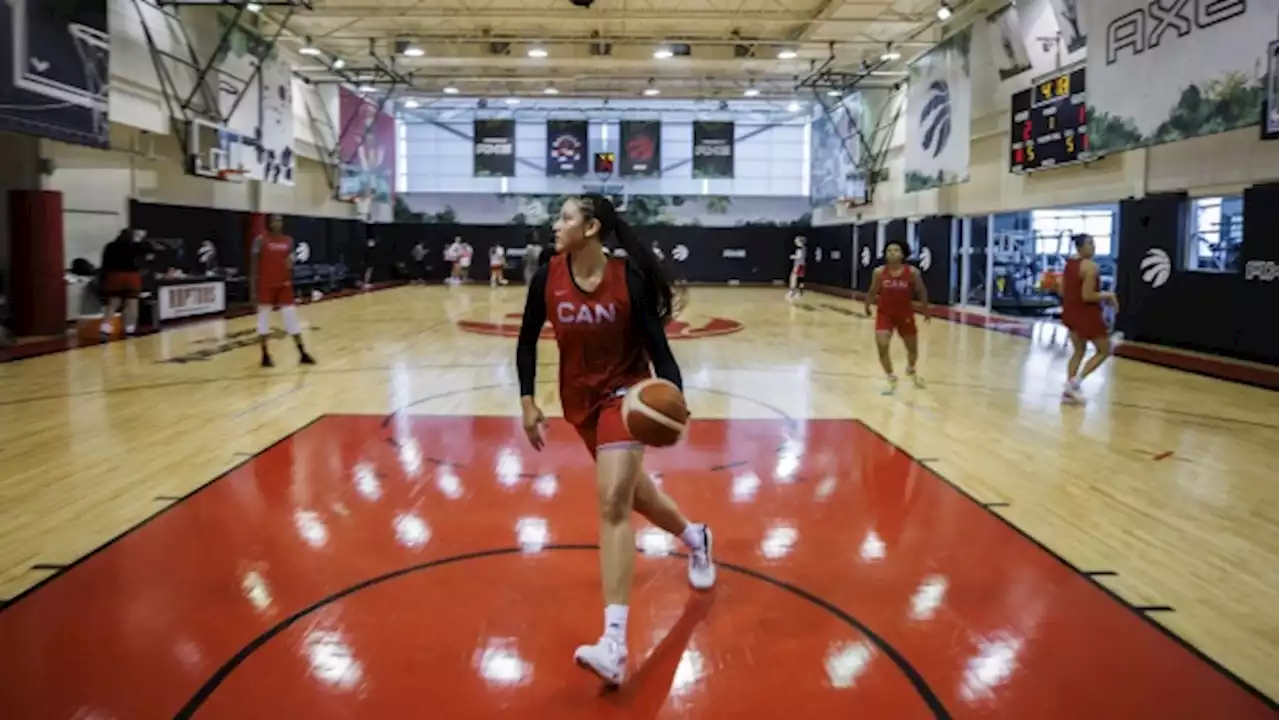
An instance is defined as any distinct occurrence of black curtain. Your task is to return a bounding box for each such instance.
[804,225,852,289]
[854,222,878,292]
[129,200,247,274]
[916,215,953,305]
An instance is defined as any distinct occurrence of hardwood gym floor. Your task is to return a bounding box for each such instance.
[0,286,1274,717]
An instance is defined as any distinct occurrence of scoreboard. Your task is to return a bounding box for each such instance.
[1009,67,1087,173]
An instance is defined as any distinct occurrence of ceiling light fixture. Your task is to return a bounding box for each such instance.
[743,81,760,97]
[300,37,321,56]
[443,85,459,95]
[787,100,801,112]
[331,58,346,70]
[826,89,841,97]
[358,84,376,93]
[245,2,263,12]
[937,2,952,20]
[881,45,901,61]
[777,49,798,60]
[543,86,560,95]
[653,47,674,59]
[644,87,661,96]
[528,46,548,58]
[404,99,420,108]
[504,97,521,105]
[402,46,425,58]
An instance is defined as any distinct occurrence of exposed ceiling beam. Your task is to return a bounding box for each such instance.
[297,8,903,24]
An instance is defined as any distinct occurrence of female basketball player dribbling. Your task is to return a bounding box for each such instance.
[865,239,929,394]
[516,194,715,687]
[1060,233,1117,403]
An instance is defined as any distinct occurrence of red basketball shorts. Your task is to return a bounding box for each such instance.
[875,311,917,337]
[102,271,142,298]
[573,392,642,458]
[1063,310,1107,341]
[257,283,295,308]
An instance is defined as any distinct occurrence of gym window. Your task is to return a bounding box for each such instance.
[1185,196,1243,273]
[1029,207,1115,257]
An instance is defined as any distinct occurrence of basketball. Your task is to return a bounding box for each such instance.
[623,379,690,447]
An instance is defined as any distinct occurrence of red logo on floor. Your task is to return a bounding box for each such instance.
[457,313,744,340]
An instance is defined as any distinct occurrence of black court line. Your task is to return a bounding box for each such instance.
[29,564,66,572]
[709,460,750,472]
[1136,606,1176,614]
[916,457,940,463]
[1083,570,1119,578]
[982,501,1010,509]
[172,545,953,720]
[153,496,183,503]
[854,420,1277,710]
[0,415,326,615]
[231,452,253,458]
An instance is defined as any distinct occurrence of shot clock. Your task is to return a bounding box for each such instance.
[1009,67,1088,173]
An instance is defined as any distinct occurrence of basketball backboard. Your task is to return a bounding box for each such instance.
[2,0,108,146]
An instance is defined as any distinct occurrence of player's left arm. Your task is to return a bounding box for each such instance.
[628,266,683,391]
[912,268,931,320]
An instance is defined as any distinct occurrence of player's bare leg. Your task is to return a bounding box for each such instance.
[574,446,644,686]
[875,330,897,394]
[256,305,274,367]
[632,470,714,589]
[100,297,121,340]
[1063,332,1088,403]
[281,305,315,365]
[903,333,924,388]
[122,298,139,336]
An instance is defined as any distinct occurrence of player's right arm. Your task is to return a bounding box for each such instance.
[864,267,883,316]
[516,265,549,450]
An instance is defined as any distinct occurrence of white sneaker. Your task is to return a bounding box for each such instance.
[574,635,627,687]
[688,525,716,590]
[1062,386,1085,405]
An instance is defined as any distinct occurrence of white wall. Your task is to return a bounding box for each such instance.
[402,116,808,197]
[816,0,1278,225]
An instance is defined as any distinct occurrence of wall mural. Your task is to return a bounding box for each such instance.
[1085,0,1275,156]
[903,27,973,193]
[396,193,812,228]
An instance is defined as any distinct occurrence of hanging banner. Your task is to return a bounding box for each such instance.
[474,119,516,177]
[1086,0,1275,156]
[337,87,395,208]
[986,4,1032,81]
[903,27,972,193]
[692,121,734,178]
[620,120,662,177]
[546,120,588,176]
[258,54,295,185]
[1045,0,1087,53]
[809,95,864,205]
[1266,41,1279,140]
[0,0,110,148]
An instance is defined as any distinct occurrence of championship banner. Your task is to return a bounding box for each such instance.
[474,119,516,177]
[1046,0,1087,53]
[903,27,972,193]
[987,4,1032,81]
[1086,0,1276,156]
[1264,40,1278,140]
[620,120,662,177]
[546,120,588,177]
[692,121,734,178]
[0,0,109,148]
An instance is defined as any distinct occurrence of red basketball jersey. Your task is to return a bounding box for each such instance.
[876,265,915,317]
[256,233,293,293]
[544,254,651,425]
[1061,257,1103,328]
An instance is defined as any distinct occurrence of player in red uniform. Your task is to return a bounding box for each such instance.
[250,214,315,368]
[1060,233,1117,403]
[516,194,715,687]
[865,240,929,394]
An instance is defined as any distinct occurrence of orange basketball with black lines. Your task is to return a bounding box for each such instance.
[623,379,690,447]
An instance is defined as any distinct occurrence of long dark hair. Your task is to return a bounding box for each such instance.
[577,193,676,323]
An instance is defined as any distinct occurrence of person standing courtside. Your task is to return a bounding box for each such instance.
[250,214,316,368]
[98,229,148,339]
[1060,233,1117,404]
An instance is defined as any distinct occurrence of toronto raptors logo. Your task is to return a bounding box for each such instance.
[457,313,744,339]
[626,134,655,164]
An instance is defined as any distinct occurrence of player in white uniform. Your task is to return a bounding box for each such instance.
[787,235,807,299]
[445,237,464,285]
[489,245,508,287]
[458,241,474,285]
